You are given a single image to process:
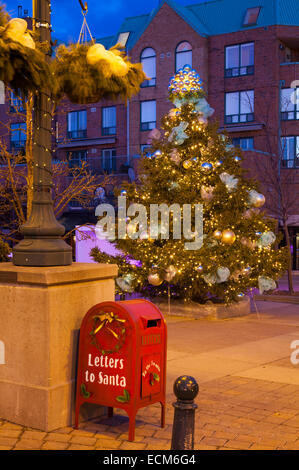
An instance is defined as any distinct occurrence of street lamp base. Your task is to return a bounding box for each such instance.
[13,237,73,267]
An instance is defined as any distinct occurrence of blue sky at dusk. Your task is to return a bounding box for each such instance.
[5,0,204,43]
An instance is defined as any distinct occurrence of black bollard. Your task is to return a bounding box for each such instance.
[171,375,199,450]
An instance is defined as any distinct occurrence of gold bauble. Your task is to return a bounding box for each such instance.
[183,160,192,169]
[221,229,236,245]
[252,194,266,208]
[148,273,163,286]
[213,230,222,240]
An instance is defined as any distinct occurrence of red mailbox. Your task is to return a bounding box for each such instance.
[75,299,167,441]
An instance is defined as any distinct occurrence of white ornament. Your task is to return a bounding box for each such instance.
[116,274,135,293]
[5,18,35,50]
[163,265,177,282]
[220,172,239,192]
[86,43,129,76]
[216,267,230,283]
[258,276,276,294]
[258,231,276,248]
[170,149,181,165]
[200,185,214,202]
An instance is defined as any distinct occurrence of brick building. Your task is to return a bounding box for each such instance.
[0,0,298,268]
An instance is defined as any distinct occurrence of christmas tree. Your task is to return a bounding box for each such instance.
[92,66,288,304]
[0,238,10,262]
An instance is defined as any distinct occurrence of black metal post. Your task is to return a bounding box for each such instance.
[171,376,199,450]
[12,0,72,266]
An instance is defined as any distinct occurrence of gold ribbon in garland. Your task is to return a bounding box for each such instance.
[92,312,126,339]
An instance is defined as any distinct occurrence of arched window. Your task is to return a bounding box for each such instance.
[175,41,192,72]
[141,48,156,87]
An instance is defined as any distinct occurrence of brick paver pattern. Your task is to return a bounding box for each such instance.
[1,376,299,450]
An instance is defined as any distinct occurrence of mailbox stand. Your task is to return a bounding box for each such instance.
[75,300,167,441]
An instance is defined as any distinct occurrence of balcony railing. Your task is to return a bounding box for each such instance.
[140,121,156,131]
[140,78,156,88]
[281,111,299,121]
[225,113,254,124]
[10,141,26,152]
[225,65,254,78]
[102,126,116,136]
[67,130,87,139]
[281,158,299,169]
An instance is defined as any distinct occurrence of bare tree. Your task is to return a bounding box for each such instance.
[238,85,298,294]
[0,89,113,245]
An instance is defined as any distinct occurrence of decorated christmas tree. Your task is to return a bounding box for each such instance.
[0,238,10,262]
[92,66,288,304]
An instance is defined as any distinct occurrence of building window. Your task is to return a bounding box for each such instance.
[140,48,156,87]
[281,136,299,169]
[10,90,25,113]
[10,122,26,152]
[102,106,116,135]
[281,88,299,121]
[117,32,130,47]
[140,100,156,131]
[225,43,254,77]
[232,137,254,150]
[102,149,117,173]
[67,150,87,168]
[243,7,261,26]
[175,41,192,72]
[67,110,87,139]
[225,90,254,124]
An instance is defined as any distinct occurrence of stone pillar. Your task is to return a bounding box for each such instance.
[0,262,117,431]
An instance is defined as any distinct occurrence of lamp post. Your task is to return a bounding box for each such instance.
[12,0,73,266]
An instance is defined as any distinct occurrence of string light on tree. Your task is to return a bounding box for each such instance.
[91,65,289,304]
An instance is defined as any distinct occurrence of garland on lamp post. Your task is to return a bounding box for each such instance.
[12,0,73,266]
[0,0,146,267]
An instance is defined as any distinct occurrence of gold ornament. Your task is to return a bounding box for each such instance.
[221,229,236,245]
[148,273,163,286]
[249,190,266,208]
[213,230,222,240]
[183,160,192,169]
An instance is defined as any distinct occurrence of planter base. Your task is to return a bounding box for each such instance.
[154,297,251,320]
[0,262,117,431]
[254,294,299,304]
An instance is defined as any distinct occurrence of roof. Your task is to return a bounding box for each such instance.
[97,0,299,50]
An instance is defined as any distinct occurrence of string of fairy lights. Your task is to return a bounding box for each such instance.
[92,65,288,303]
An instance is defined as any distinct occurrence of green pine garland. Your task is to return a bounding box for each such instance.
[0,238,10,262]
[51,43,147,104]
[0,7,50,95]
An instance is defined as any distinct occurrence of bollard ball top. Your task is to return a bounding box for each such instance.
[173,376,199,401]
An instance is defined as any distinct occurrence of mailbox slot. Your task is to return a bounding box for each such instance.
[141,316,161,329]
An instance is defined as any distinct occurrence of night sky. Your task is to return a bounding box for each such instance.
[5,0,204,43]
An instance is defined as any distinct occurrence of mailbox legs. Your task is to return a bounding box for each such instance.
[128,412,137,442]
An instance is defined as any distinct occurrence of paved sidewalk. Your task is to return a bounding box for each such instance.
[1,300,299,450]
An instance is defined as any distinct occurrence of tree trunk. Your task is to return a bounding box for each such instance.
[283,220,294,295]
